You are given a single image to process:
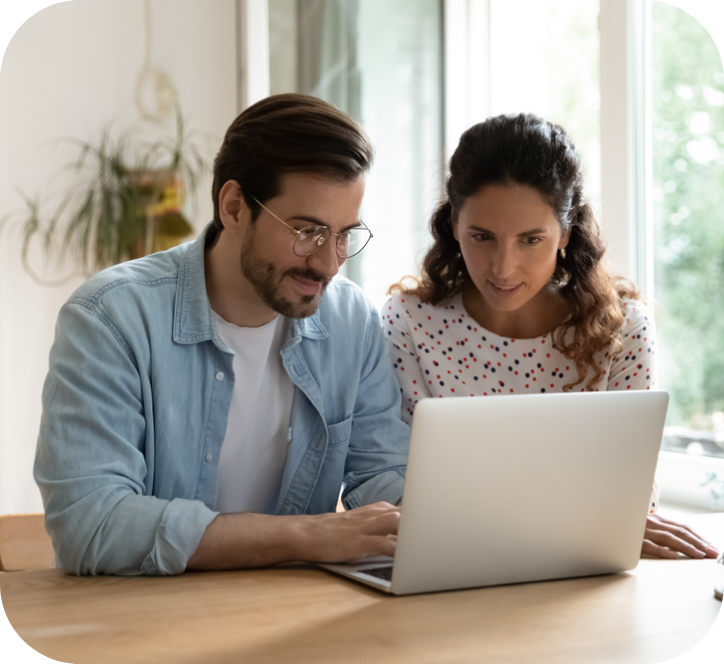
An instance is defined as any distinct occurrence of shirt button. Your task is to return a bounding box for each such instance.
[216,372,224,381]
[205,453,213,462]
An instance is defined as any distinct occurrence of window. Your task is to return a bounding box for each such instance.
[487,0,601,206]
[651,1,724,463]
[258,0,724,507]
[268,0,444,307]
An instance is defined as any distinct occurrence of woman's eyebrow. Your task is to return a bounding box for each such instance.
[468,225,547,237]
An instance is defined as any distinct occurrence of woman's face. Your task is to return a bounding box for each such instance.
[453,182,569,315]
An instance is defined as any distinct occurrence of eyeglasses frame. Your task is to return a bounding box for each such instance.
[250,196,373,259]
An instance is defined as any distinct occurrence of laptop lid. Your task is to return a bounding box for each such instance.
[387,390,668,595]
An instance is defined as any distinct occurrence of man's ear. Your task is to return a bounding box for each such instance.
[218,181,249,234]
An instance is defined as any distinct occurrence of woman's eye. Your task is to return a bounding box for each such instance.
[525,236,543,246]
[471,233,493,243]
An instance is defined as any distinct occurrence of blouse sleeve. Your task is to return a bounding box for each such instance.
[607,300,660,513]
[382,294,433,426]
[607,300,658,392]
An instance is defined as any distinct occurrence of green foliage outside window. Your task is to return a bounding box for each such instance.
[652,2,724,441]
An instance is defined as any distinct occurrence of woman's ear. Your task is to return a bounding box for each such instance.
[452,218,460,242]
[559,227,571,250]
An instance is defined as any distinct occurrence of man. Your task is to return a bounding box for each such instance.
[34,94,409,575]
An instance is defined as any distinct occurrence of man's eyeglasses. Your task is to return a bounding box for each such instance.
[251,196,373,259]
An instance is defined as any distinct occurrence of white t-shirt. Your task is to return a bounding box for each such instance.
[212,311,296,514]
[383,291,660,513]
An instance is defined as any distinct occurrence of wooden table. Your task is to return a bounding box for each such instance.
[2,516,722,664]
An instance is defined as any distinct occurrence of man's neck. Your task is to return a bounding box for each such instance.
[204,239,278,328]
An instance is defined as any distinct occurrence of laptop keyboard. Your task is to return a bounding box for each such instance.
[360,565,393,582]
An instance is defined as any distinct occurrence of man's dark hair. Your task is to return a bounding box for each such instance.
[207,93,373,247]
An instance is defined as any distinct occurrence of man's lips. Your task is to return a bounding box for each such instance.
[287,271,328,296]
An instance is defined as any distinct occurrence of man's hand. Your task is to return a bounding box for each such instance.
[295,501,400,562]
[187,502,400,571]
[642,514,720,559]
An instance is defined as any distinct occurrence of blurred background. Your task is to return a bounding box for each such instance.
[0,0,723,516]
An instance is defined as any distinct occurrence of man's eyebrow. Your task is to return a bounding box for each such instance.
[468,225,548,237]
[288,215,364,232]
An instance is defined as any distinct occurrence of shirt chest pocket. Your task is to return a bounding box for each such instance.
[326,415,353,448]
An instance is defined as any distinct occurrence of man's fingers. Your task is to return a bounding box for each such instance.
[361,510,401,536]
[366,534,397,558]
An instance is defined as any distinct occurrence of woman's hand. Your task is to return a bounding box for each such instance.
[642,514,720,559]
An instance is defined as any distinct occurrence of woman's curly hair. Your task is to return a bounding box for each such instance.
[391,113,638,390]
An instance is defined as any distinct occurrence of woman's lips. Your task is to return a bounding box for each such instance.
[487,280,522,297]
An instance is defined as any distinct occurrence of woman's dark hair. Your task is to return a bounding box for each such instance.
[206,93,373,248]
[392,113,638,390]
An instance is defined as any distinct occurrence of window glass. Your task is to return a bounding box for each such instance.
[652,1,724,460]
[489,0,601,206]
[269,0,443,306]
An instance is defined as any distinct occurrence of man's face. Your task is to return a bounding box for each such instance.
[238,172,366,319]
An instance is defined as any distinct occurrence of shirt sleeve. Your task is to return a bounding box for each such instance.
[341,300,411,510]
[607,300,658,391]
[382,294,433,426]
[34,302,218,576]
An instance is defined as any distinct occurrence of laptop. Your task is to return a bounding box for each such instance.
[320,390,669,595]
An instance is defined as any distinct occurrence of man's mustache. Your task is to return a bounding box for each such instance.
[284,267,329,285]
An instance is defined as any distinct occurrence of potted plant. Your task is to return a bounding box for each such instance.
[4,107,211,281]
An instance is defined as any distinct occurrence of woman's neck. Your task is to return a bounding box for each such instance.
[461,282,570,339]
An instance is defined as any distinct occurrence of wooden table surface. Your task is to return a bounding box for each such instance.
[2,515,722,664]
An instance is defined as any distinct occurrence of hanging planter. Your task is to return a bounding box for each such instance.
[4,108,209,283]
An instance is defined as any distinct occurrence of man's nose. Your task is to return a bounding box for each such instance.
[307,235,341,279]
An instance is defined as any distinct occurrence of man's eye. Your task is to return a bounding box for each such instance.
[298,227,323,240]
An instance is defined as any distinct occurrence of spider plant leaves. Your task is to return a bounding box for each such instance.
[12,109,209,281]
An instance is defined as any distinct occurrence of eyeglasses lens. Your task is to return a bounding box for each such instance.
[294,227,371,258]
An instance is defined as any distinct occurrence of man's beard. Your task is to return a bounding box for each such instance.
[240,233,330,319]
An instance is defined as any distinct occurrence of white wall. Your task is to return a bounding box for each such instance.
[0,0,237,514]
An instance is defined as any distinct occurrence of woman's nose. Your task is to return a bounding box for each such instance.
[491,245,516,280]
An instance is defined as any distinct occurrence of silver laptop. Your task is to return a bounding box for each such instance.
[320,390,668,595]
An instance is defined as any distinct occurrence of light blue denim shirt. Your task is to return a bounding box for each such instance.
[34,228,410,576]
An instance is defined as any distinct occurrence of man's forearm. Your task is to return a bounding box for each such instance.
[186,503,401,571]
[186,513,307,570]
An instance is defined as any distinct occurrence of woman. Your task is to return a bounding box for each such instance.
[385,113,718,560]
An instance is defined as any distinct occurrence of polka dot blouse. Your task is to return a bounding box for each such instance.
[383,291,660,513]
